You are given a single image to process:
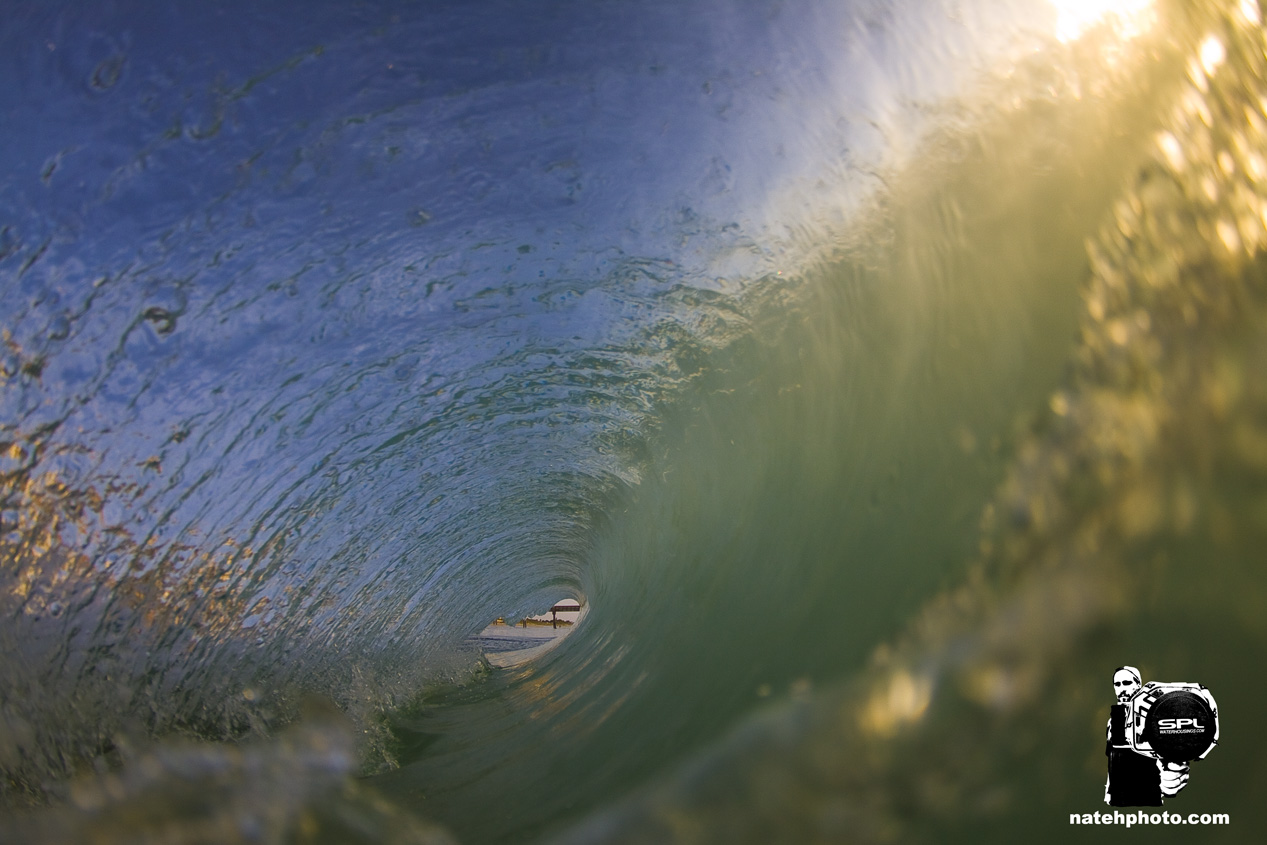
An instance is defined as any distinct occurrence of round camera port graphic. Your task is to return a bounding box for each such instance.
[1129,683,1219,764]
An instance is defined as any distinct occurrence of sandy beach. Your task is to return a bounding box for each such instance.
[469,622,575,667]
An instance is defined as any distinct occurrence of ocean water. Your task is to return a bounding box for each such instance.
[2,1,1265,842]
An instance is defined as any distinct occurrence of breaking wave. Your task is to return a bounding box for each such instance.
[2,1,1264,842]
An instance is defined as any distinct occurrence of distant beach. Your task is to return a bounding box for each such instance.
[470,620,575,668]
[470,600,582,667]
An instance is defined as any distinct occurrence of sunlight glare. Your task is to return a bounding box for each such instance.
[1049,0,1157,44]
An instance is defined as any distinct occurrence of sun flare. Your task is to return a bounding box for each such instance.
[1048,0,1157,43]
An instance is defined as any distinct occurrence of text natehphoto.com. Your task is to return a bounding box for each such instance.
[1070,811,1230,827]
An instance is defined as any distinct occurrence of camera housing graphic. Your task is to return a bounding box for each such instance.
[1126,682,1219,764]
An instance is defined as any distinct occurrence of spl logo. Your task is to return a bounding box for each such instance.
[1157,718,1206,734]
[1104,667,1219,808]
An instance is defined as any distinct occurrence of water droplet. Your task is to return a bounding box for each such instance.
[47,314,70,341]
[142,307,177,335]
[90,54,126,90]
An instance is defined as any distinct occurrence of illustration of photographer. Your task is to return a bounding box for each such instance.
[1105,666,1219,807]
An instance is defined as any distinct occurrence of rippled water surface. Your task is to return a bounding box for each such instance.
[3,1,1266,842]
